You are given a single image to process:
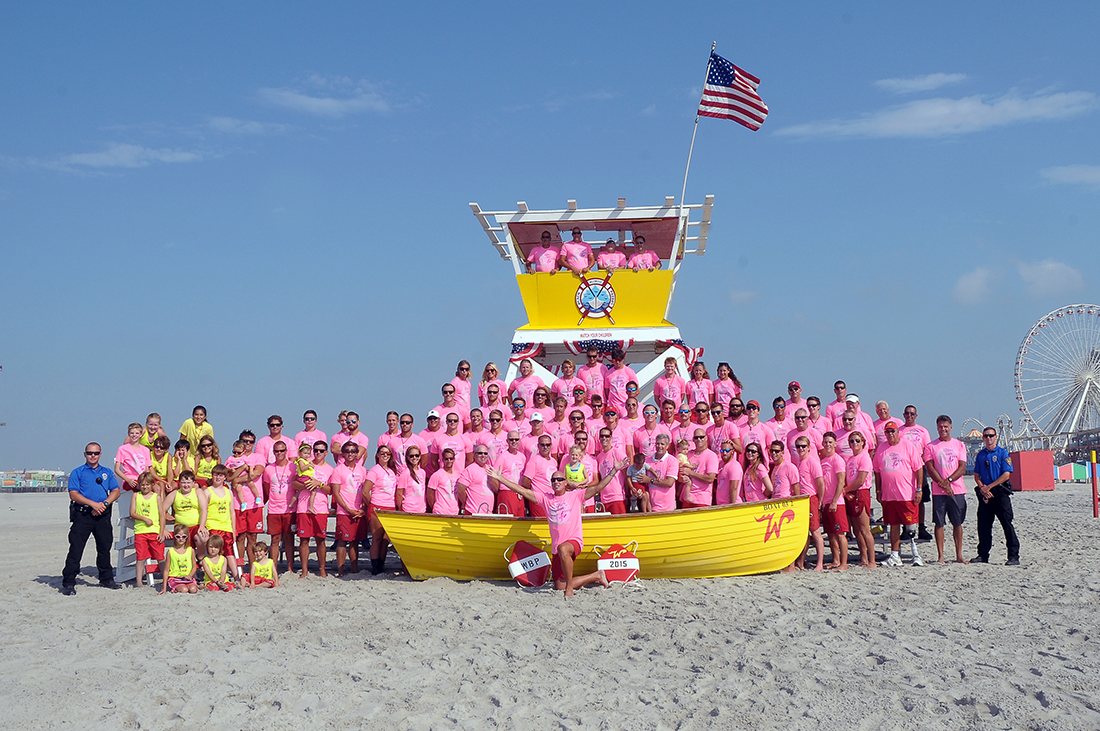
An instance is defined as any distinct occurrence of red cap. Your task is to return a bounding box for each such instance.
[746,400,760,409]
[884,420,899,431]
[788,381,800,390]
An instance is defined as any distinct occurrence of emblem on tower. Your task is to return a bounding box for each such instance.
[575,272,616,325]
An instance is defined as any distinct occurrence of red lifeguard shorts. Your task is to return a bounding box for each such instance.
[603,500,626,515]
[296,512,327,539]
[335,513,367,541]
[235,508,264,534]
[267,512,294,536]
[134,533,165,562]
[882,500,918,526]
[845,490,871,520]
[822,504,849,534]
[808,494,821,533]
[550,539,583,583]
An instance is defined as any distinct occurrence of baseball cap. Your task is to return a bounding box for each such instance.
[530,413,544,422]
[427,410,440,418]
[788,381,800,390]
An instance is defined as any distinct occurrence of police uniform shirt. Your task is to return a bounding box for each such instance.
[68,464,119,503]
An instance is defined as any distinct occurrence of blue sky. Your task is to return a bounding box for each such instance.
[2,2,1098,470]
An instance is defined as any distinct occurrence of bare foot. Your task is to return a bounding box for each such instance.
[837,565,848,571]
[598,570,609,588]
[299,570,308,578]
[318,570,328,578]
[337,570,345,578]
[813,564,824,572]
[865,563,876,569]
[564,588,575,598]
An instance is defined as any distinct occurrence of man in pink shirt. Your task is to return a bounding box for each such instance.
[560,227,595,276]
[525,230,561,273]
[564,411,594,455]
[728,398,749,428]
[705,404,740,456]
[519,413,551,460]
[546,397,573,447]
[835,395,875,443]
[924,415,969,565]
[784,381,806,414]
[490,430,527,516]
[490,468,611,597]
[332,412,370,467]
[825,381,849,425]
[480,409,509,461]
[632,404,671,461]
[898,405,934,540]
[871,401,896,452]
[578,348,606,403]
[679,428,719,508]
[786,408,824,465]
[599,408,630,454]
[568,386,592,420]
[256,415,290,465]
[431,413,468,473]
[262,440,297,572]
[874,420,925,567]
[292,410,327,458]
[596,238,628,272]
[794,435,825,571]
[805,397,830,435]
[653,357,687,410]
[296,443,333,578]
[634,434,679,512]
[434,384,468,433]
[457,447,497,515]
[521,434,558,518]
[738,401,776,466]
[659,399,678,432]
[628,235,660,271]
[603,349,638,415]
[329,444,368,576]
[596,427,629,514]
[419,411,443,477]
[480,382,506,416]
[387,413,428,469]
[765,398,795,457]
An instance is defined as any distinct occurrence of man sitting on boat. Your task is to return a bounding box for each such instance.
[489,466,625,597]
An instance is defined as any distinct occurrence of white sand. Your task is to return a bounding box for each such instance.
[3,478,1099,730]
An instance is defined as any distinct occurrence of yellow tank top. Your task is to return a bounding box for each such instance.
[295,458,314,479]
[205,487,233,532]
[140,430,159,451]
[172,489,200,527]
[253,558,275,581]
[196,456,216,481]
[565,462,587,483]
[151,452,171,481]
[203,554,227,586]
[133,492,161,535]
[167,546,194,578]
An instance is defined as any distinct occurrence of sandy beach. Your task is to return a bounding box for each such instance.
[3,478,1099,730]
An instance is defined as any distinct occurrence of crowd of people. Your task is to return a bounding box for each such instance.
[523,228,661,275]
[62,348,1021,596]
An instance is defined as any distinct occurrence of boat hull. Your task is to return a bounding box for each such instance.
[376,496,810,581]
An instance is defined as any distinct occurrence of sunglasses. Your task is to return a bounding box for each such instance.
[400,420,412,425]
[85,451,101,456]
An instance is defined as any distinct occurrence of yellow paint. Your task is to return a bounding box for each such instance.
[377,497,810,581]
[515,269,675,330]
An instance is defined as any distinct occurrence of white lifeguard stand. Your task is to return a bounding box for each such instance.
[469,196,713,405]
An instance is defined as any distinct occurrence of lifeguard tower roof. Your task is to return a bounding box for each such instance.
[470,196,713,401]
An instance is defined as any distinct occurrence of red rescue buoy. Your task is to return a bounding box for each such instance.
[506,540,551,587]
[596,542,640,583]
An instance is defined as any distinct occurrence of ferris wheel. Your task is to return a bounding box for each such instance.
[1014,304,1100,436]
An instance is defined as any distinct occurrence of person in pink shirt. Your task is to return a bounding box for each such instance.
[899,404,934,540]
[255,415,290,466]
[620,397,644,437]
[653,357,687,410]
[114,423,151,492]
[529,386,555,424]
[715,439,743,505]
[451,360,473,412]
[587,394,606,427]
[457,447,497,515]
[683,362,712,410]
[819,433,848,570]
[805,397,830,435]
[765,398,795,458]
[923,415,969,566]
[331,412,370,467]
[364,445,400,574]
[434,383,468,433]
[577,348,607,401]
[521,435,559,518]
[595,238,627,272]
[479,382,508,422]
[835,394,876,447]
[329,443,368,576]
[419,411,443,477]
[394,447,428,514]
[388,414,428,469]
[462,408,489,464]
[784,381,806,414]
[825,381,849,425]
[874,420,925,567]
[519,413,552,460]
[546,397,573,448]
[871,400,895,453]
[768,441,800,500]
[564,411,593,455]
[603,349,637,415]
[233,430,267,567]
[508,359,545,404]
[569,387,593,420]
[658,398,677,430]
[296,443,333,578]
[728,398,749,428]
[670,404,695,454]
[489,468,611,597]
[741,443,774,502]
[560,227,595,276]
[525,230,561,273]
[478,363,507,408]
[738,402,776,467]
[628,235,660,271]
[427,449,461,516]
[844,432,876,569]
[834,412,872,459]
[793,435,826,571]
[679,428,719,508]
[551,359,585,402]
[490,431,527,516]
[377,411,401,453]
[481,409,509,461]
[598,408,630,455]
[632,404,671,461]
[635,434,679,512]
[712,362,743,410]
[595,428,629,514]
[431,413,467,473]
[786,409,824,465]
[262,440,297,573]
[293,410,328,461]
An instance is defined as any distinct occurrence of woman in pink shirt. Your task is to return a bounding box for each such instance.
[712,362,743,410]
[364,445,400,575]
[451,360,473,411]
[628,236,660,271]
[478,363,507,407]
[530,386,555,423]
[551,359,585,402]
[428,449,461,516]
[685,362,714,409]
[508,359,545,404]
[741,443,774,502]
[844,433,875,569]
[653,357,687,410]
[394,448,427,514]
[715,440,743,504]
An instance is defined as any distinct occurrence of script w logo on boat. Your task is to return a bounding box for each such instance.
[756,508,797,543]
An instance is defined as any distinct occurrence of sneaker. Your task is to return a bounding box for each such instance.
[1005,558,1020,566]
[911,554,924,567]
[60,585,76,596]
[99,580,122,590]
[884,555,902,567]
[970,556,988,564]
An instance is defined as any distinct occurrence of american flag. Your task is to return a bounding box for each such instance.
[698,53,768,131]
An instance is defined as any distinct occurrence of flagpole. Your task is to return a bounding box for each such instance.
[677,41,716,258]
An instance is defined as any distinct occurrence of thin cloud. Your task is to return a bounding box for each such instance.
[776,90,1097,139]
[1040,164,1100,190]
[874,73,967,94]
[207,116,291,135]
[1016,259,1085,298]
[257,75,390,117]
[730,289,758,305]
[953,267,996,305]
[63,143,202,168]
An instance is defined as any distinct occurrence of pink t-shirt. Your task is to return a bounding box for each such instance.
[329,463,367,515]
[477,379,507,407]
[874,442,922,502]
[457,463,495,514]
[552,376,585,401]
[738,422,776,464]
[628,251,660,270]
[293,429,329,453]
[685,379,714,409]
[596,250,627,270]
[619,415,643,438]
[492,449,527,485]
[785,398,807,415]
[808,415,831,436]
[834,428,871,459]
[396,468,428,513]
[647,453,679,512]
[480,430,509,461]
[263,463,296,514]
[716,458,744,505]
[389,433,428,468]
[706,421,739,455]
[786,427,824,466]
[844,451,873,494]
[765,418,795,454]
[333,432,370,464]
[537,489,585,553]
[365,464,399,509]
[522,454,557,497]
[604,366,638,413]
[819,454,846,506]
[825,399,848,425]
[527,245,560,272]
[683,448,719,505]
[770,461,800,499]
[632,424,672,461]
[653,375,688,409]
[297,462,333,514]
[597,447,628,503]
[451,376,472,411]
[115,443,151,481]
[712,378,741,409]
[560,241,593,270]
[255,434,293,465]
[797,455,823,497]
[578,363,606,399]
[434,404,469,433]
[520,432,553,461]
[431,433,468,471]
[924,438,968,496]
[508,375,546,404]
[742,463,770,502]
[428,469,460,515]
[899,424,932,457]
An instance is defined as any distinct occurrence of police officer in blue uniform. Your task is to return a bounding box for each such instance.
[971,428,1020,566]
[61,442,123,594]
